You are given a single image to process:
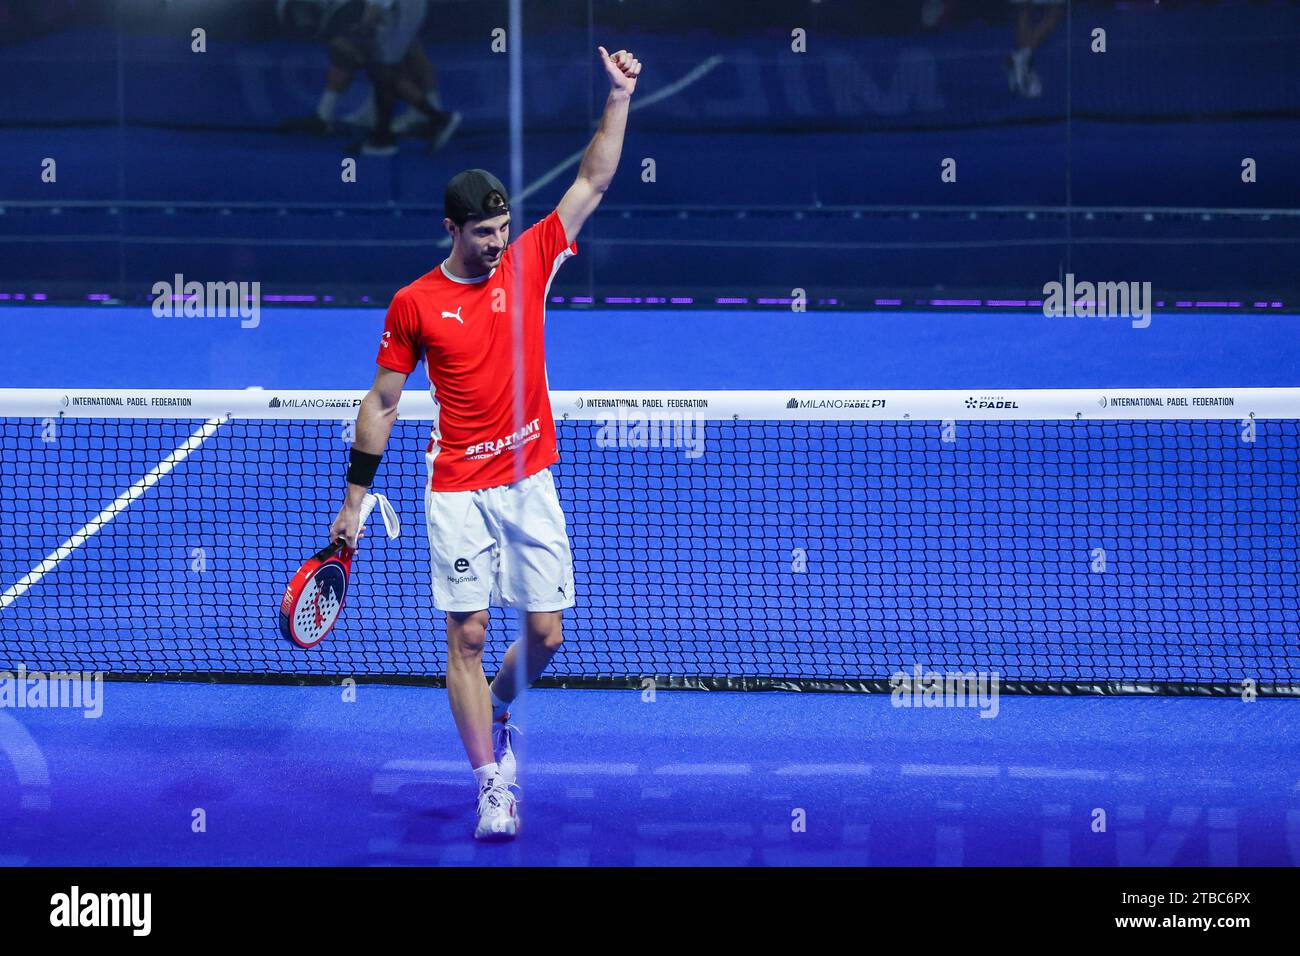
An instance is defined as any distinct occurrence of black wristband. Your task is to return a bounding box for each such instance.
[346,448,383,488]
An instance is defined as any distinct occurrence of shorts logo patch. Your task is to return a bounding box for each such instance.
[447,556,478,585]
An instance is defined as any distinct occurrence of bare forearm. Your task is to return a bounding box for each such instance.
[345,392,399,502]
[577,90,631,190]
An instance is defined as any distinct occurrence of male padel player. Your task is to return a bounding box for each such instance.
[331,47,641,840]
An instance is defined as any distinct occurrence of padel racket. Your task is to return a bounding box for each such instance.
[279,492,400,649]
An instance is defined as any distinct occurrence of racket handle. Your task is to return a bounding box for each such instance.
[334,494,379,553]
[333,494,380,552]
[349,492,400,546]
[358,492,381,527]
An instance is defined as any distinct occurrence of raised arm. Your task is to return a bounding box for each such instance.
[330,365,408,547]
[556,47,642,243]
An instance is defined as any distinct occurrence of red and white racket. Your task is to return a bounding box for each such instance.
[279,492,400,649]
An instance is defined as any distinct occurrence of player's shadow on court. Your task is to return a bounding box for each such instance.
[350,771,492,864]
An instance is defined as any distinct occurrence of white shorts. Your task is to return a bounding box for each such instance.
[424,467,576,614]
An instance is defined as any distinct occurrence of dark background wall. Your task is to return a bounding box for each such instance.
[1,0,1297,305]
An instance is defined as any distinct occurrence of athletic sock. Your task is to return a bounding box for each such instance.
[489,687,510,723]
[316,90,339,122]
[473,762,500,789]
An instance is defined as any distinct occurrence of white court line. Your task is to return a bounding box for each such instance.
[1007,766,1110,781]
[541,762,638,775]
[900,764,1001,778]
[437,55,726,248]
[379,759,468,773]
[376,760,637,776]
[0,417,226,611]
[654,763,751,776]
[774,763,873,776]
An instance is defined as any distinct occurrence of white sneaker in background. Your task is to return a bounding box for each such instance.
[1022,68,1043,99]
[391,108,423,134]
[341,94,377,129]
[1005,48,1031,95]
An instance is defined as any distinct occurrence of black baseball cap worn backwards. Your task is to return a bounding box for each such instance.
[445,169,510,226]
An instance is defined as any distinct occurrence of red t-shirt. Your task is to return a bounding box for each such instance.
[375,210,577,492]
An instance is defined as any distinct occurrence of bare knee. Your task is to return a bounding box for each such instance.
[446,610,489,661]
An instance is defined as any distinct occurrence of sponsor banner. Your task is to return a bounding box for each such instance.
[0,389,367,420]
[2,388,1299,421]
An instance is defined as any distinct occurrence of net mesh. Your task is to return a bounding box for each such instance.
[1,396,1297,691]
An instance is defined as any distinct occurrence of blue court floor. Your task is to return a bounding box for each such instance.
[1,683,1295,866]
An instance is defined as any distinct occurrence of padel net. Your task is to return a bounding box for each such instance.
[0,386,1296,696]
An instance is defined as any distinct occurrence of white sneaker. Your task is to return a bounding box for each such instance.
[474,778,520,841]
[1005,48,1031,94]
[492,714,521,786]
[341,95,376,129]
[390,108,423,135]
[1021,68,1043,99]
